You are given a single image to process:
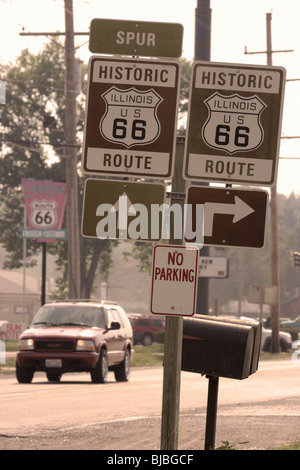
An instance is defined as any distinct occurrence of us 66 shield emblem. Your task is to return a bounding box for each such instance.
[100,87,162,148]
[202,92,266,155]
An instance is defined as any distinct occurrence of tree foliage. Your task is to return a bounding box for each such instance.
[0,40,115,298]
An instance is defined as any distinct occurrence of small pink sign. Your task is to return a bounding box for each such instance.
[22,178,66,242]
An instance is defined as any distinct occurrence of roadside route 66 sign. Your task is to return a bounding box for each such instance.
[82,56,181,179]
[184,61,286,186]
[30,199,58,228]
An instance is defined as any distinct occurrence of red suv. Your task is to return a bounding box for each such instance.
[129,315,165,346]
[16,300,134,384]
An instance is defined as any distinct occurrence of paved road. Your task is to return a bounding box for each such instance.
[0,359,299,450]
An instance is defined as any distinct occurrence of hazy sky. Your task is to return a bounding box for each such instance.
[1,0,300,195]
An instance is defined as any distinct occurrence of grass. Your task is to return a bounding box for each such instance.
[2,339,18,351]
[277,443,300,450]
[131,343,164,367]
[260,351,295,360]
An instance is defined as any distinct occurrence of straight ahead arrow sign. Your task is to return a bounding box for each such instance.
[204,196,255,237]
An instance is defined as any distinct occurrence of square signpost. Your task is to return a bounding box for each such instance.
[81,18,185,451]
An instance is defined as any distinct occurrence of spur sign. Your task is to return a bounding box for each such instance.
[184,61,286,186]
[89,18,183,58]
[82,56,181,179]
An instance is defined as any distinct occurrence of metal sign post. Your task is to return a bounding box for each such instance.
[160,138,186,450]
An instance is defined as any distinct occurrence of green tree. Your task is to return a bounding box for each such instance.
[0,41,115,298]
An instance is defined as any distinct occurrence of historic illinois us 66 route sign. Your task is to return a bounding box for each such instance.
[183,61,286,186]
[82,56,181,179]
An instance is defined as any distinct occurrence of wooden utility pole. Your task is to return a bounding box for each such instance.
[245,12,292,352]
[194,0,211,315]
[20,1,83,299]
[64,0,81,299]
[266,13,280,352]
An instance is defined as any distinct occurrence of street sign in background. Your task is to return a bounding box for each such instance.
[81,56,181,179]
[20,228,67,240]
[89,18,183,58]
[21,178,67,243]
[186,186,268,248]
[150,244,199,316]
[198,256,228,278]
[184,61,286,186]
[248,284,277,305]
[0,322,25,340]
[81,178,165,242]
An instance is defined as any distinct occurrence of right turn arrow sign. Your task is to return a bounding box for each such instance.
[186,186,268,248]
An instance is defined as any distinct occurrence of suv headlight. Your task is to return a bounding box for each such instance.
[76,339,95,351]
[18,338,34,350]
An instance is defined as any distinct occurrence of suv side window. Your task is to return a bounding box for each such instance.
[111,308,124,327]
[137,318,149,327]
[106,309,115,328]
[151,320,163,328]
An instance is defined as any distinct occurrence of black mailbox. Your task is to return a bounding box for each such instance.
[181,316,262,380]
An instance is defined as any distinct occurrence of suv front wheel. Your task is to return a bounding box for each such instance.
[16,362,34,384]
[91,348,108,383]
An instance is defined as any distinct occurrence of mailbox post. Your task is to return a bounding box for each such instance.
[181,315,262,449]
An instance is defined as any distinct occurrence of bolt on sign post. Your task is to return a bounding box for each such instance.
[81,56,181,180]
[183,61,286,186]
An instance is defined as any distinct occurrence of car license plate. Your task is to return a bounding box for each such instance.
[45,359,62,368]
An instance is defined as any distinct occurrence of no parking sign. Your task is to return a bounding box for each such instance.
[150,245,199,316]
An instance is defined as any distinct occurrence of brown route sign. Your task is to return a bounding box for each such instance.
[81,56,181,179]
[186,186,268,248]
[184,61,286,186]
[89,18,183,58]
[81,179,165,242]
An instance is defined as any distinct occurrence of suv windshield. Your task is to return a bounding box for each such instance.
[31,305,106,329]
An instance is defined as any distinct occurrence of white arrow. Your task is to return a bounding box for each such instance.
[204,196,255,237]
[113,193,137,235]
